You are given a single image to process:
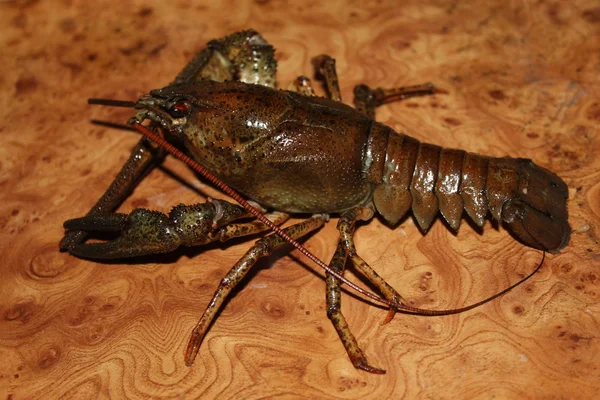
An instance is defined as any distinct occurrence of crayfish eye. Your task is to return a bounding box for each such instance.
[167,100,191,118]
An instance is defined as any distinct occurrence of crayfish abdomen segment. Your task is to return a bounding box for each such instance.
[370,124,571,252]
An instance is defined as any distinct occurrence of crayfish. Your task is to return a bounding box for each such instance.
[60,30,570,374]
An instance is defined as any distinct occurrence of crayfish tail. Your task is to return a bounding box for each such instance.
[500,160,571,253]
[369,126,571,251]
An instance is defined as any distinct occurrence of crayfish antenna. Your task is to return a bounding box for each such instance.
[391,252,546,317]
[90,119,136,131]
[87,99,139,131]
[88,98,137,107]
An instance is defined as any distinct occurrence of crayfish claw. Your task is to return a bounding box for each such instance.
[64,209,181,259]
[70,241,135,260]
[63,213,128,232]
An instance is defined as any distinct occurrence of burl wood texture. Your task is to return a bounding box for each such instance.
[1,0,599,398]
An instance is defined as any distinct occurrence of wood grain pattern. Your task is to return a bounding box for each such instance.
[1,0,599,398]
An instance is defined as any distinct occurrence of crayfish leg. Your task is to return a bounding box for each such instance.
[218,211,290,242]
[287,76,316,96]
[311,54,342,101]
[326,242,386,374]
[337,206,408,315]
[324,204,413,374]
[353,82,444,119]
[185,215,327,366]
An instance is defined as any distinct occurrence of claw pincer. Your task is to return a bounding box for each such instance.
[64,200,249,259]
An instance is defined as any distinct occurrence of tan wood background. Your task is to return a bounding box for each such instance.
[1,0,599,398]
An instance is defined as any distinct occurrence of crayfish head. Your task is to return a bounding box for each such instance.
[128,91,194,140]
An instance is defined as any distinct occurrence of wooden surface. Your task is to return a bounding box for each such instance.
[1,0,599,398]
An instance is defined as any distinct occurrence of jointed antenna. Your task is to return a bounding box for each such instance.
[88,98,137,108]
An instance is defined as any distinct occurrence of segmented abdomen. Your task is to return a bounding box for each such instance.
[365,122,571,252]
